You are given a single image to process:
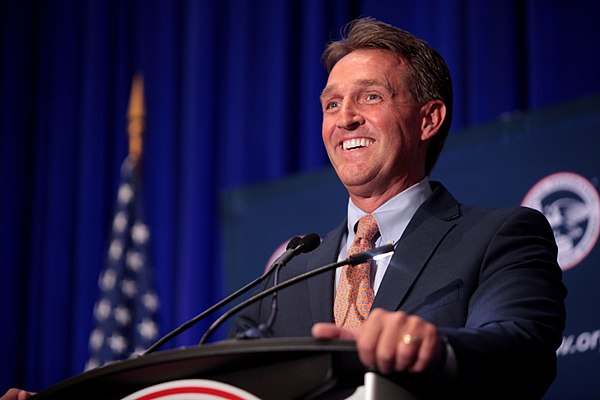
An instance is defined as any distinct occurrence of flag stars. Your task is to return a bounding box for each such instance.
[89,328,104,351]
[100,269,117,291]
[132,222,149,244]
[112,211,128,233]
[88,157,158,368]
[118,183,133,205]
[126,250,143,272]
[85,358,100,371]
[114,305,131,326]
[121,279,138,298]
[109,239,124,260]
[94,298,112,321]
[108,334,128,354]
[137,318,158,340]
[143,292,159,312]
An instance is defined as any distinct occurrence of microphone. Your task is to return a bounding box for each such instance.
[142,234,319,355]
[269,233,320,269]
[198,243,395,345]
[237,233,321,339]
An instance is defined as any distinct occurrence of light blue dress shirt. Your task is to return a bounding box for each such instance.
[335,177,432,293]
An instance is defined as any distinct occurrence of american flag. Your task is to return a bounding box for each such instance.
[86,156,159,369]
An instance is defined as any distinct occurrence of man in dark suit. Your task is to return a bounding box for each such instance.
[231,17,567,398]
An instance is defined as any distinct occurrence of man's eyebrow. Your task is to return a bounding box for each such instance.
[320,79,393,101]
[320,86,334,101]
[355,79,393,93]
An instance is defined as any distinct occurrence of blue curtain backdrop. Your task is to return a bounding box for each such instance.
[1,0,599,392]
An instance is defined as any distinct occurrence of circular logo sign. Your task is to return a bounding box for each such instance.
[522,172,600,270]
[121,379,262,400]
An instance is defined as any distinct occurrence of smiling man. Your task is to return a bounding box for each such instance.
[320,48,445,212]
[231,17,567,399]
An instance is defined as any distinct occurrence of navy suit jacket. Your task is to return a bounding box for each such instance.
[232,182,567,398]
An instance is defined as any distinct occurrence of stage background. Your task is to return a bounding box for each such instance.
[2,0,600,398]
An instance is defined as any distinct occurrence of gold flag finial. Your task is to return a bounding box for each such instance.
[127,72,145,166]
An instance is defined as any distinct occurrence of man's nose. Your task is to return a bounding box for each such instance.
[336,102,365,130]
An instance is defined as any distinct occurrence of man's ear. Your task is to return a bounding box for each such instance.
[420,100,446,141]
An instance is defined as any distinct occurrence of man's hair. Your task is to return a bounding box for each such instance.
[322,17,453,175]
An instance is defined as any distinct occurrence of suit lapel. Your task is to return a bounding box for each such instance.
[304,183,462,320]
[372,183,461,312]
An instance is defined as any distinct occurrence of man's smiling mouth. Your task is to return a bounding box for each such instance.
[342,138,374,150]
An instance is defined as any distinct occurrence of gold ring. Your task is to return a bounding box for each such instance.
[402,334,417,345]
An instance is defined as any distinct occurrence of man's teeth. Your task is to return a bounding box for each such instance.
[342,138,373,150]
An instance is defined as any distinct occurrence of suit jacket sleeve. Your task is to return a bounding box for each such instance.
[435,206,567,399]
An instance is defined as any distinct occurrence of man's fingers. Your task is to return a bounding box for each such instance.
[409,328,442,372]
[18,392,35,400]
[353,309,443,374]
[313,312,442,374]
[1,389,36,400]
[311,322,358,340]
[357,309,407,373]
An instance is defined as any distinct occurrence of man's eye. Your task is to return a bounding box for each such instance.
[366,93,381,101]
[326,101,339,110]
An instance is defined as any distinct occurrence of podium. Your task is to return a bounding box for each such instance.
[33,338,424,399]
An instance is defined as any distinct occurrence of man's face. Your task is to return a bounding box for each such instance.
[321,49,429,203]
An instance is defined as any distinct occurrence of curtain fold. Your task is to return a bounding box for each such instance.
[1,0,599,391]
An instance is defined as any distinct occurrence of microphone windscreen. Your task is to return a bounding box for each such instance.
[286,236,302,250]
[300,233,321,253]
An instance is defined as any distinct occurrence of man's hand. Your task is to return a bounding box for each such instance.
[312,308,445,374]
[0,389,36,400]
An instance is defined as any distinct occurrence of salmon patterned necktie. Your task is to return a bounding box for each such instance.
[334,213,379,329]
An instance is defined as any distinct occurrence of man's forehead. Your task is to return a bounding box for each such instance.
[321,50,405,94]
[330,48,405,72]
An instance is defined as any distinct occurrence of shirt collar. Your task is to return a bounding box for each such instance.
[347,177,432,245]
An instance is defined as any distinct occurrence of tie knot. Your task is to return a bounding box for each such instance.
[356,214,379,243]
